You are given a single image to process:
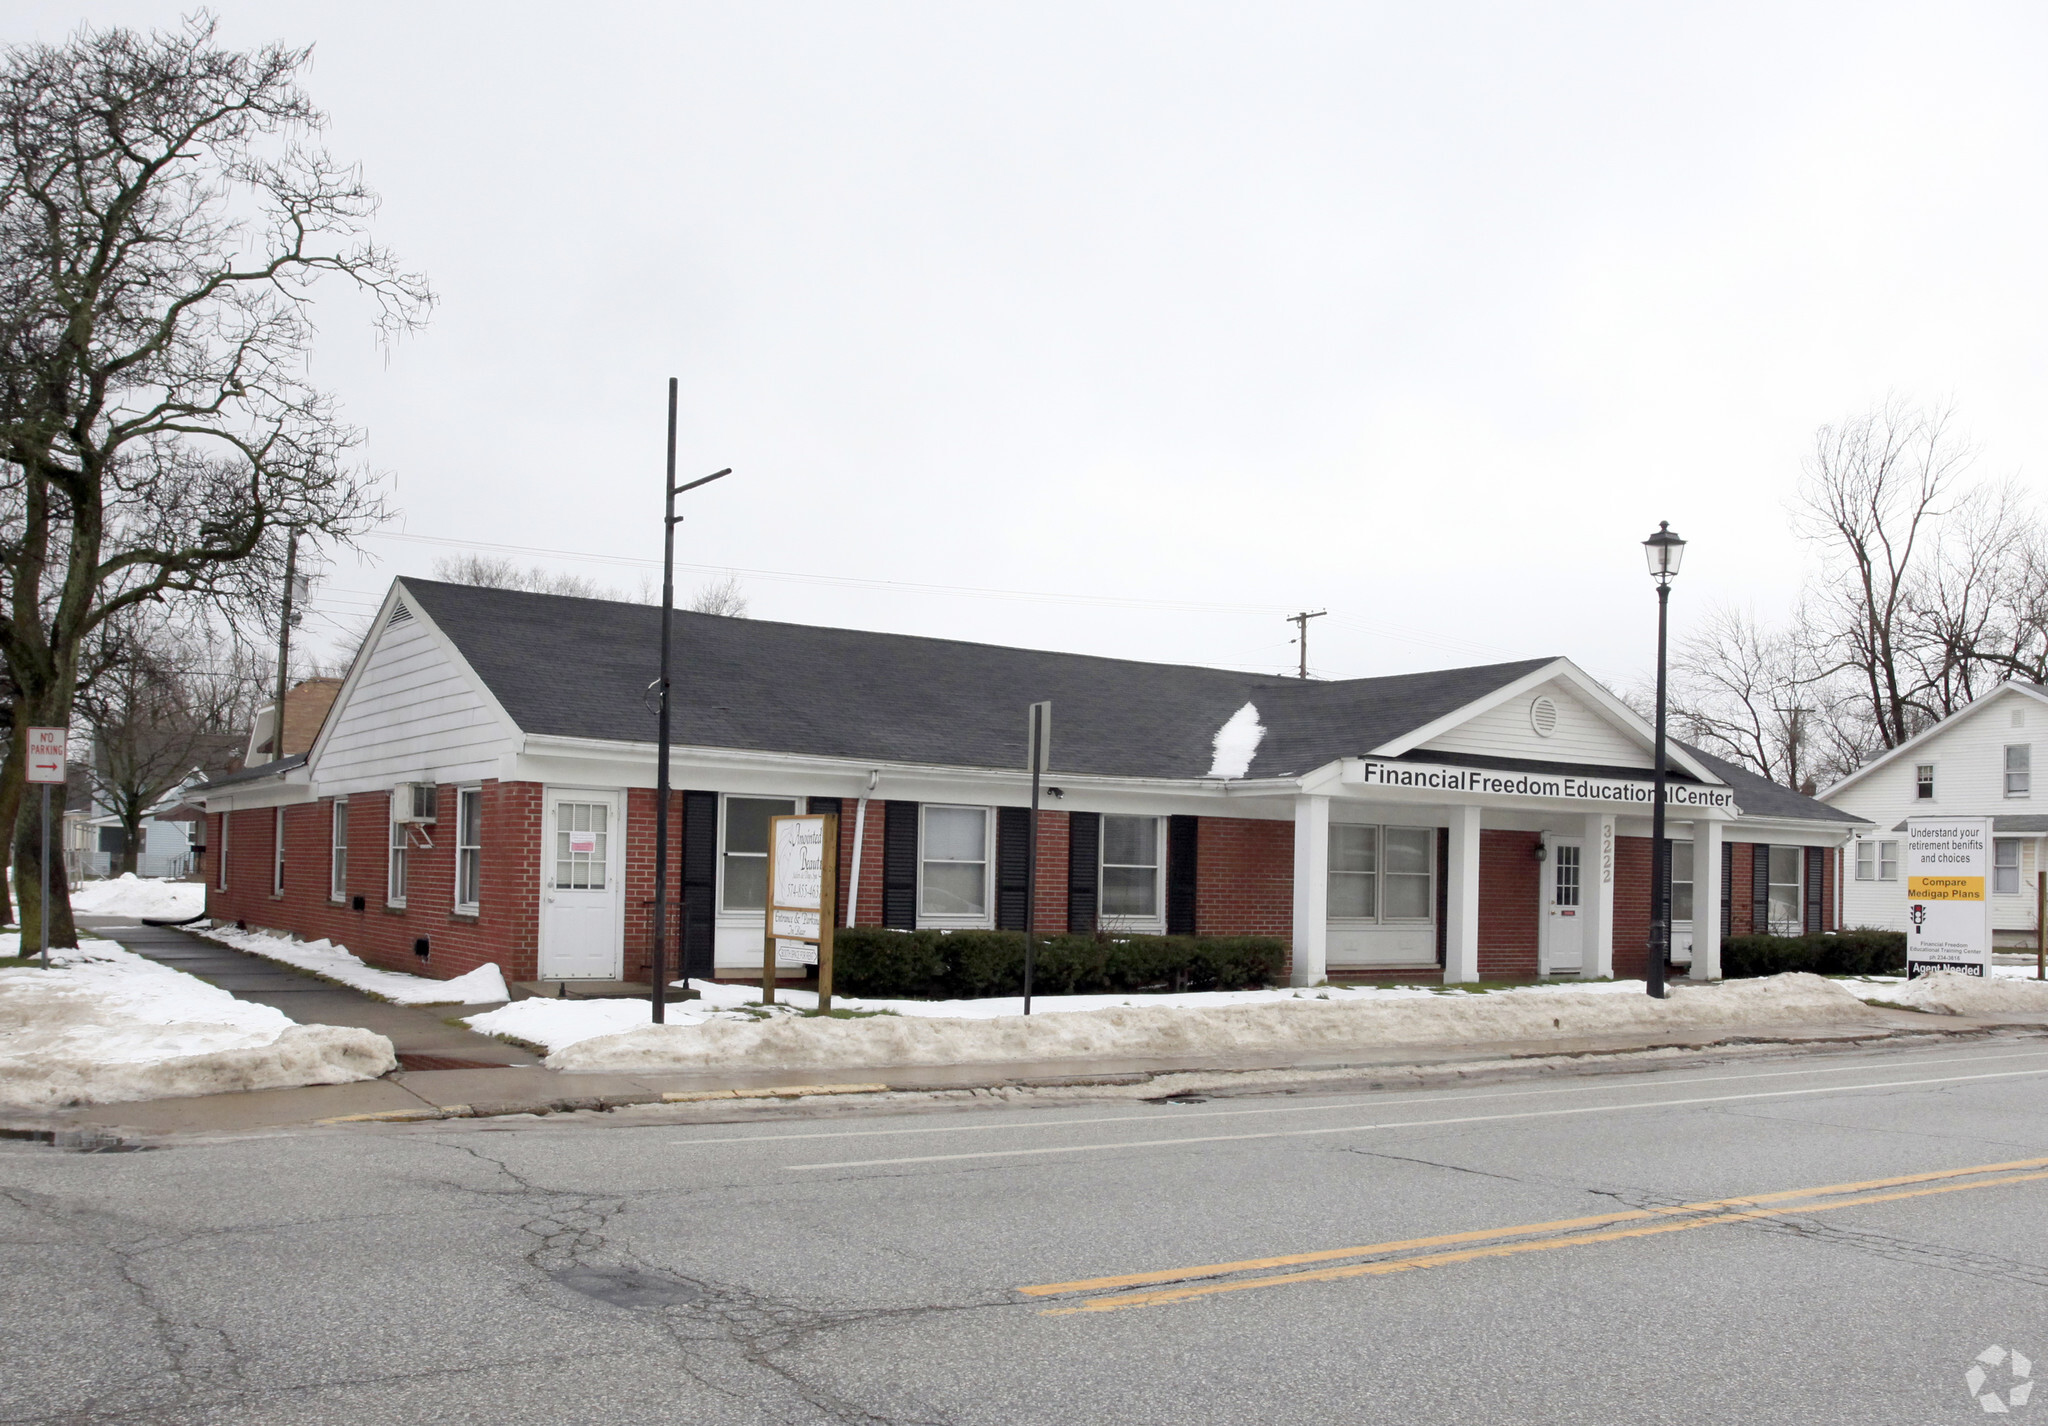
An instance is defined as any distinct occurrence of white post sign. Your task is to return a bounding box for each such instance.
[24,727,66,784]
[1904,817,1992,978]
[761,813,838,1006]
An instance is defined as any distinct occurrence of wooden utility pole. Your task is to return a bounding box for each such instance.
[1286,610,1327,680]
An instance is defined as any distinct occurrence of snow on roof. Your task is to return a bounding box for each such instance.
[1205,702,1266,779]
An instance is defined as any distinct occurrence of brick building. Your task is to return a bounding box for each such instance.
[196,579,1864,988]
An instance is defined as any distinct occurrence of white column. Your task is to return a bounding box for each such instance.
[1582,811,1615,979]
[1444,804,1482,984]
[1692,818,1722,981]
[1290,795,1330,987]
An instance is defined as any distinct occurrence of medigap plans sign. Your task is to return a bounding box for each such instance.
[1348,760,1738,810]
[1904,817,1992,977]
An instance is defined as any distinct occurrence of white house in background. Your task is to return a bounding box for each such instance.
[1819,679,2048,946]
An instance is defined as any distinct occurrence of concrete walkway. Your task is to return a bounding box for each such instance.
[79,918,540,1071]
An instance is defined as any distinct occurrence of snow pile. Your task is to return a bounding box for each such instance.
[1860,972,2048,1018]
[0,943,394,1110]
[1205,702,1266,779]
[202,925,509,1004]
[68,875,206,921]
[544,972,1877,1073]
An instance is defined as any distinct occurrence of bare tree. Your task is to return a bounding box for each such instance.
[687,574,748,618]
[0,17,430,944]
[74,607,252,874]
[431,553,608,599]
[1666,606,1823,787]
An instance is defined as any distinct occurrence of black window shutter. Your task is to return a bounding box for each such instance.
[1067,812,1101,933]
[1166,815,1199,935]
[807,798,842,925]
[1751,843,1771,933]
[883,801,919,930]
[680,791,719,979]
[1804,846,1825,933]
[995,807,1031,931]
[1435,826,1450,968]
[1720,840,1733,938]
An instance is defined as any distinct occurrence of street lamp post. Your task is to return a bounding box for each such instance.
[1643,520,1686,999]
[651,375,730,1024]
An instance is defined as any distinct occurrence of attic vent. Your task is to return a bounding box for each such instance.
[385,601,414,628]
[1529,695,1559,738]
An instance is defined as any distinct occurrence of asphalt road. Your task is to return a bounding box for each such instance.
[7,1037,2048,1424]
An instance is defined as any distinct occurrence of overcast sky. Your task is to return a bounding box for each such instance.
[19,2,2048,690]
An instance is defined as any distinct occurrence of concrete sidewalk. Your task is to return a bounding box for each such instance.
[14,1001,2047,1142]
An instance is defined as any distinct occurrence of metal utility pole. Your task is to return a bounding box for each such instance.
[651,375,730,1024]
[273,530,300,746]
[1286,610,1327,680]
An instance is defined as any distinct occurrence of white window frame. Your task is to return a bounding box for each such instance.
[2007,744,2032,798]
[272,808,286,897]
[1327,822,1436,926]
[216,811,229,891]
[1994,838,2022,895]
[1855,838,1900,882]
[1670,840,1694,925]
[1098,814,1166,933]
[387,803,408,908]
[717,794,801,916]
[918,804,994,929]
[454,786,482,913]
[1914,763,1936,801]
[1766,846,1804,935]
[330,799,348,902]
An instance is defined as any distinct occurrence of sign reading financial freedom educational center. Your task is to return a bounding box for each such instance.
[1347,760,1739,810]
[1903,817,1993,978]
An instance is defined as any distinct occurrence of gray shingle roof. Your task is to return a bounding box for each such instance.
[396,580,1851,829]
[1680,745,1866,825]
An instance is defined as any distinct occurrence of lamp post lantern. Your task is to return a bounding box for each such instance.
[1642,521,1685,999]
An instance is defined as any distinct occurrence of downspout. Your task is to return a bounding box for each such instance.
[845,771,880,926]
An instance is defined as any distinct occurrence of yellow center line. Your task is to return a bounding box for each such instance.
[1018,1154,2048,1297]
[1036,1168,2048,1314]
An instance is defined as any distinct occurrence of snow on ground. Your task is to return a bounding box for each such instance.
[1848,971,2048,1017]
[201,925,509,1004]
[525,972,1878,1072]
[0,940,394,1110]
[68,875,206,921]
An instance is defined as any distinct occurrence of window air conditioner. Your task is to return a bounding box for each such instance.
[392,782,439,824]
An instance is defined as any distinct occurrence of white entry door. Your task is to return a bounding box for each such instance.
[540,791,623,980]
[1541,837,1585,975]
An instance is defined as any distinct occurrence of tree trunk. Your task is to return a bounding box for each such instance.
[119,804,143,876]
[0,715,22,927]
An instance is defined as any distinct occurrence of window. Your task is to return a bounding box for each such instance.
[330,800,348,902]
[97,826,127,855]
[273,808,286,897]
[1553,843,1580,908]
[1100,815,1163,924]
[1328,824,1434,922]
[1915,764,1935,800]
[920,805,990,921]
[1855,839,1899,882]
[2007,745,2032,797]
[1670,841,1694,923]
[455,788,482,911]
[721,796,797,911]
[1995,838,2022,895]
[1767,846,1803,934]
[216,812,228,890]
[387,810,408,906]
[1329,825,1378,918]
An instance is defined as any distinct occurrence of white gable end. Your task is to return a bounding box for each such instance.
[312,602,516,796]
[1421,679,1653,769]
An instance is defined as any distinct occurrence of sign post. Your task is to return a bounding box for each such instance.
[25,727,67,970]
[762,813,837,1009]
[1904,817,1993,978]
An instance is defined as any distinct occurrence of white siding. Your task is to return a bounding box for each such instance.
[1422,680,1652,769]
[314,612,515,795]
[1827,686,2046,935]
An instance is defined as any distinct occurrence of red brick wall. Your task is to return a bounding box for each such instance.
[1034,810,1070,932]
[1194,815,1293,940]
[1477,829,1540,979]
[1613,834,1652,980]
[1727,841,1754,936]
[206,781,544,985]
[846,799,887,926]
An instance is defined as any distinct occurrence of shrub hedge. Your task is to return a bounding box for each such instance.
[831,926,1286,999]
[1720,928,1906,979]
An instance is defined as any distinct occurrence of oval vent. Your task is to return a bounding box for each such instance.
[1529,696,1559,738]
